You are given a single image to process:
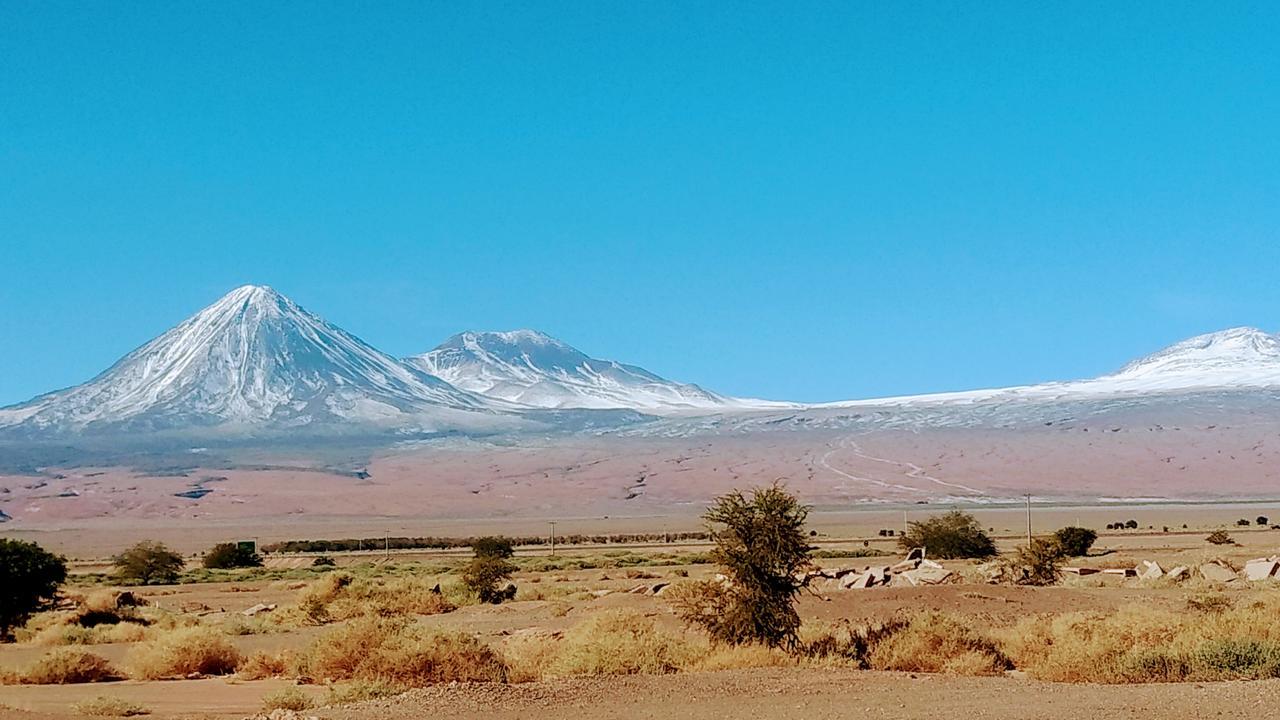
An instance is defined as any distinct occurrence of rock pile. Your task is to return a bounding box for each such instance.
[805,548,953,591]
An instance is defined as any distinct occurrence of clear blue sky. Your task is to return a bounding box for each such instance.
[3,3,1279,406]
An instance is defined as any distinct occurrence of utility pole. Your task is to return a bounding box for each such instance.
[549,521,557,556]
[384,531,390,559]
[1025,494,1033,546]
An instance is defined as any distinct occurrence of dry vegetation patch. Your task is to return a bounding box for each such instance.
[126,626,241,679]
[21,648,122,684]
[71,695,151,716]
[296,616,505,686]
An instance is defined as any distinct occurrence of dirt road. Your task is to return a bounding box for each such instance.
[331,668,1279,720]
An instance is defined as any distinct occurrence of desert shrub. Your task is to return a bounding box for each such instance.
[236,650,291,680]
[535,610,696,679]
[202,543,262,570]
[31,620,148,646]
[1258,516,1270,526]
[804,614,1009,675]
[297,616,506,685]
[113,542,184,586]
[898,511,995,559]
[999,594,1280,683]
[126,626,241,679]
[22,648,121,684]
[1206,530,1234,545]
[1187,593,1233,613]
[286,573,456,625]
[261,687,315,712]
[1052,527,1097,557]
[673,484,812,648]
[312,556,336,567]
[0,539,68,639]
[995,538,1066,586]
[1124,519,1138,529]
[462,556,518,604]
[326,679,405,705]
[71,696,150,716]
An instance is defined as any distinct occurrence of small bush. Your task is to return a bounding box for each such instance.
[286,573,456,625]
[1052,527,1097,557]
[113,542,184,586]
[126,627,241,679]
[898,511,996,560]
[312,556,336,567]
[804,613,1009,675]
[202,543,263,570]
[71,696,150,716]
[261,687,315,712]
[0,539,68,639]
[540,610,696,678]
[22,648,121,684]
[1257,516,1270,526]
[327,679,405,705]
[1206,530,1235,545]
[236,650,291,680]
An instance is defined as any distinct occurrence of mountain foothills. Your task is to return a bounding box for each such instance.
[2,284,1280,442]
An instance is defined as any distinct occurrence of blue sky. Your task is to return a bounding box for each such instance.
[3,3,1279,405]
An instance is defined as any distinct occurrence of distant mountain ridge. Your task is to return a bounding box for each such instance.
[3,285,1280,442]
[0,286,505,437]
[404,330,733,411]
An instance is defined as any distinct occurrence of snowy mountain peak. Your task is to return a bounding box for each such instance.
[1112,327,1280,380]
[0,286,496,436]
[405,330,733,412]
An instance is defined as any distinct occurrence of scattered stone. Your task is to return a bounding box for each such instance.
[1101,568,1136,577]
[652,583,671,596]
[842,571,877,589]
[1166,565,1190,582]
[1137,561,1164,581]
[907,565,953,585]
[627,584,648,594]
[905,547,925,562]
[1063,567,1100,576]
[1243,558,1280,581]
[1199,563,1238,584]
[241,602,277,617]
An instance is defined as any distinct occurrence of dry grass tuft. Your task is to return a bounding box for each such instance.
[22,649,121,684]
[297,616,506,686]
[236,650,293,680]
[71,696,150,716]
[803,613,1010,676]
[284,573,457,625]
[260,687,316,712]
[998,591,1280,682]
[126,626,241,680]
[326,679,405,705]
[504,610,702,681]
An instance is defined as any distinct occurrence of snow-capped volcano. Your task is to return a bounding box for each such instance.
[1101,327,1280,390]
[404,330,735,411]
[0,285,501,436]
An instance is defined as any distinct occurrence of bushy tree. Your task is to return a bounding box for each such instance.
[670,483,813,648]
[202,542,263,569]
[1236,518,1251,527]
[1257,516,1270,526]
[898,511,996,559]
[996,538,1065,586]
[1124,519,1138,530]
[1052,526,1098,557]
[0,539,67,639]
[113,541,184,585]
[471,536,515,559]
[462,536,517,604]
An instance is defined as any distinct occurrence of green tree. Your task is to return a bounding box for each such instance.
[462,536,517,604]
[671,483,813,648]
[0,539,67,640]
[202,542,263,569]
[113,541,184,585]
[898,511,996,559]
[1052,526,1098,557]
[997,538,1066,586]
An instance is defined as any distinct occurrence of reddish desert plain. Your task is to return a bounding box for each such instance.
[4,424,1280,719]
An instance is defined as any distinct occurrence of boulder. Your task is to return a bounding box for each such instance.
[843,571,877,589]
[1199,563,1238,584]
[905,565,953,585]
[1243,558,1279,581]
[1137,561,1164,581]
[1165,565,1189,582]
[241,602,277,617]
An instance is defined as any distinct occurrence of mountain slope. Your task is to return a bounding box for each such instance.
[404,330,737,411]
[0,285,503,436]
